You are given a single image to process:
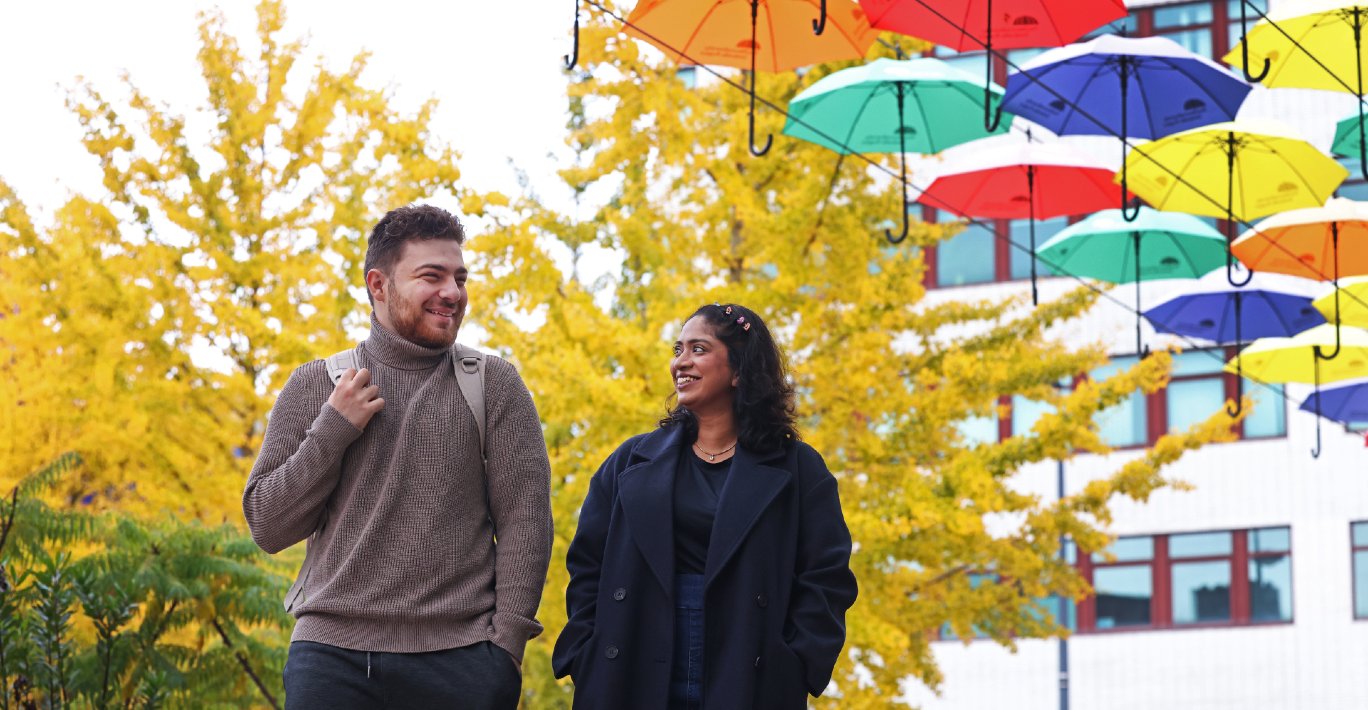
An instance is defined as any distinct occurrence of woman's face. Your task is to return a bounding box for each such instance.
[671,317,738,415]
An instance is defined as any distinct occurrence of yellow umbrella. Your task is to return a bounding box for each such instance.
[1226,322,1368,456]
[1313,275,1368,327]
[1224,1,1368,177]
[1122,120,1348,288]
[624,0,877,155]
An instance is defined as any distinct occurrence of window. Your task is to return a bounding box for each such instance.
[1078,526,1293,633]
[1091,356,1148,447]
[1009,217,1065,280]
[1354,522,1368,619]
[934,209,997,287]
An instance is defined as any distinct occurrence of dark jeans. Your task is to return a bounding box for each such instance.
[669,573,705,710]
[283,639,520,710]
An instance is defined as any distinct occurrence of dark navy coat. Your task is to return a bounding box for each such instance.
[551,426,858,709]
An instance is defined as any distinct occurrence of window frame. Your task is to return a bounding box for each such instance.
[1353,521,1368,621]
[1076,526,1294,634]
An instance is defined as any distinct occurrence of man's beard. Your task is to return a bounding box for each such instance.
[389,290,461,349]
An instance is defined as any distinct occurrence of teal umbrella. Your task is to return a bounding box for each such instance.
[1333,112,1366,159]
[783,56,1010,242]
[1038,207,1229,354]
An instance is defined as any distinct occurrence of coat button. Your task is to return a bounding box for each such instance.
[613,587,627,601]
[755,594,768,608]
[605,645,620,659]
[754,655,762,668]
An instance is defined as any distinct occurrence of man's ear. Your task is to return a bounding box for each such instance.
[365,268,388,304]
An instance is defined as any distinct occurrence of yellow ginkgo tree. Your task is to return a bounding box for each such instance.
[463,6,1241,707]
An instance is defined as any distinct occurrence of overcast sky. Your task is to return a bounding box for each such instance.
[0,0,575,219]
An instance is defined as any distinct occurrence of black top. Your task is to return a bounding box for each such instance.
[673,448,733,574]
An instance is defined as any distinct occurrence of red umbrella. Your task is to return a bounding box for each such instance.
[859,0,1127,128]
[919,133,1124,303]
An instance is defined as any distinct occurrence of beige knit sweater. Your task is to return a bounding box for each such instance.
[243,318,553,661]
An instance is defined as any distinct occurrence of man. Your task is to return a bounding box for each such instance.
[244,204,553,709]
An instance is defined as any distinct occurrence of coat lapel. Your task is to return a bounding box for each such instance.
[616,427,681,598]
[703,444,791,590]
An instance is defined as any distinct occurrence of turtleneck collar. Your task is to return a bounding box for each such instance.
[364,313,449,370]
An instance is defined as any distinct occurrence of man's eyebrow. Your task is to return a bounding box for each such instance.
[412,263,468,274]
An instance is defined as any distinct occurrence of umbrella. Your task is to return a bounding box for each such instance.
[1313,275,1368,327]
[1333,111,1368,159]
[1225,2,1368,178]
[858,0,1127,129]
[1299,376,1368,424]
[783,56,1011,241]
[624,0,876,156]
[920,133,1124,303]
[1122,120,1349,287]
[1232,198,1368,361]
[1038,207,1229,355]
[1143,270,1327,414]
[1226,323,1368,456]
[1002,34,1251,220]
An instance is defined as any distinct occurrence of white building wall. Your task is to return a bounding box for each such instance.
[903,0,1368,700]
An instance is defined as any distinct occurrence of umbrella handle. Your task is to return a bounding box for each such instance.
[1311,355,1324,458]
[1227,294,1244,418]
[884,203,910,244]
[1226,253,1253,288]
[564,0,579,70]
[1239,0,1269,83]
[812,0,826,35]
[748,1,771,157]
[1312,418,1323,458]
[885,86,909,245]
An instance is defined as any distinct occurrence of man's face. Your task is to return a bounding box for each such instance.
[368,239,467,349]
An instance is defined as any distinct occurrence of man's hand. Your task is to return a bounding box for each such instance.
[327,368,384,430]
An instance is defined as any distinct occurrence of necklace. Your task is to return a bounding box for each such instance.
[693,440,737,462]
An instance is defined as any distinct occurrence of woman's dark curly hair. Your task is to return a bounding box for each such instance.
[660,303,800,452]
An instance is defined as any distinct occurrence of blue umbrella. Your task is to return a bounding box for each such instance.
[1002,34,1252,220]
[1144,269,1326,415]
[1299,377,1368,424]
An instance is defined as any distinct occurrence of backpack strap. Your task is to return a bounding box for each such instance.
[451,344,487,465]
[324,349,358,385]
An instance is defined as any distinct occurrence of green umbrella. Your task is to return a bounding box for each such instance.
[1038,207,1229,354]
[1333,112,1367,159]
[783,56,1010,242]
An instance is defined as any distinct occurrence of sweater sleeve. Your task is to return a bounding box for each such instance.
[482,357,554,663]
[243,361,363,554]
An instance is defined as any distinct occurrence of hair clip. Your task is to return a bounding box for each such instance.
[724,305,733,315]
[743,322,751,331]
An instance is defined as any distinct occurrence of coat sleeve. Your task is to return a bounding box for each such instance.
[482,357,555,664]
[243,361,362,554]
[787,445,859,696]
[551,436,639,679]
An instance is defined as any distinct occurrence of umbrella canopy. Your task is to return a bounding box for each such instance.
[1299,376,1368,423]
[1122,120,1349,223]
[858,0,1126,52]
[1224,2,1368,176]
[1038,207,1227,283]
[920,134,1121,219]
[1232,198,1368,281]
[1333,111,1367,158]
[1312,274,1368,327]
[1144,270,1327,343]
[784,57,1009,154]
[1225,323,1368,384]
[625,0,876,72]
[1003,34,1251,139]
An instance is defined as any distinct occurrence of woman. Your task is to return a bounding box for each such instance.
[552,304,858,710]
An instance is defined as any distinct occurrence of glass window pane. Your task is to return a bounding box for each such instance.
[1353,521,1368,548]
[1172,560,1232,624]
[1084,16,1137,41]
[1094,565,1152,628]
[1171,350,1226,377]
[1249,554,1293,622]
[1011,395,1054,437]
[1009,217,1065,280]
[1228,0,1270,49]
[1338,180,1368,201]
[1092,356,1147,446]
[1157,28,1213,57]
[1155,2,1214,28]
[936,217,997,286]
[957,414,999,446]
[932,47,988,79]
[1037,595,1076,631]
[1171,531,1233,558]
[1250,527,1290,554]
[1093,536,1154,563]
[1167,379,1224,433]
[1244,383,1287,438]
[1355,550,1368,619]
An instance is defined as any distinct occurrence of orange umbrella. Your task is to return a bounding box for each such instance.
[624,0,876,154]
[1232,198,1368,281]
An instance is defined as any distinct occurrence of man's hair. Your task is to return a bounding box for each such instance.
[363,204,466,282]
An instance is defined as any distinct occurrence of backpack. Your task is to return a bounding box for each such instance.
[324,343,487,464]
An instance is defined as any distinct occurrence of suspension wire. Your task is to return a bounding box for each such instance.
[577,0,1346,427]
